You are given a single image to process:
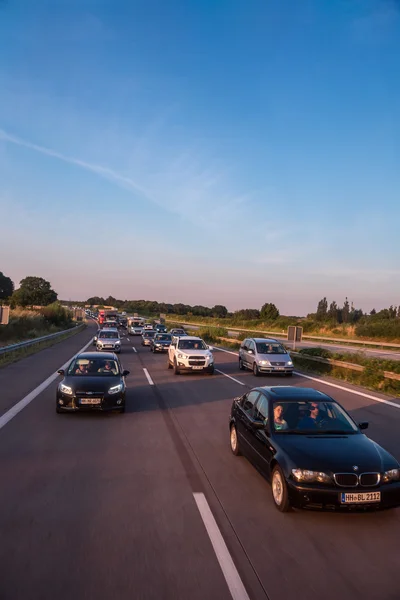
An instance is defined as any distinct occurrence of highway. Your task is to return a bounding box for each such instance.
[1,322,400,600]
[179,323,400,361]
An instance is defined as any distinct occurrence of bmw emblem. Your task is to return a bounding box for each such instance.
[353,465,359,471]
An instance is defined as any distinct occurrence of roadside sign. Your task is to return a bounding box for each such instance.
[0,306,10,325]
[287,326,303,350]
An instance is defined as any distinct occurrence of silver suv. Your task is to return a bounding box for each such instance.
[96,328,122,354]
[239,338,293,376]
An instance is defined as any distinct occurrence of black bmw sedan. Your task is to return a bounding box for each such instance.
[229,386,400,512]
[56,352,129,414]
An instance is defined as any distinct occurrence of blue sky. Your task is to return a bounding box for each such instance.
[0,0,399,315]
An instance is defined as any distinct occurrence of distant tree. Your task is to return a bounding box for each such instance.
[370,308,376,316]
[316,297,328,321]
[11,276,57,307]
[342,297,350,323]
[260,302,280,320]
[0,271,14,301]
[327,301,338,322]
[389,305,397,319]
[234,308,260,320]
[87,296,105,306]
[211,305,228,318]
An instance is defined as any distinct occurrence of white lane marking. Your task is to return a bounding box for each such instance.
[216,369,245,386]
[216,346,400,409]
[0,338,93,431]
[294,371,400,409]
[216,347,239,356]
[143,368,154,386]
[132,347,137,353]
[193,493,250,600]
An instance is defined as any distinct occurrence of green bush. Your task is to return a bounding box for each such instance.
[40,303,73,327]
[355,319,400,340]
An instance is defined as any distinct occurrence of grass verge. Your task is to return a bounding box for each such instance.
[0,324,87,369]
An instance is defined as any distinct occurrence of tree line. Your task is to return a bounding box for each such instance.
[0,272,57,307]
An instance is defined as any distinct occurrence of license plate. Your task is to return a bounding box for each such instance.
[340,492,381,504]
[80,398,101,405]
[192,366,204,370]
[275,367,284,370]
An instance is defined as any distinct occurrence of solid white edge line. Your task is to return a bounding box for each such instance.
[216,347,239,356]
[132,347,137,353]
[143,368,154,386]
[0,338,93,431]
[216,346,400,410]
[193,492,250,600]
[216,369,245,386]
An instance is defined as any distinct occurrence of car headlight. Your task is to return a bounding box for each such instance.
[156,343,162,347]
[382,468,400,483]
[287,361,293,366]
[292,469,332,484]
[60,383,73,396]
[115,342,121,346]
[109,383,123,395]
[259,360,271,366]
[177,353,188,359]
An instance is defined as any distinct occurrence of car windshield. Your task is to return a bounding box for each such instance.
[256,343,286,354]
[99,331,119,339]
[143,331,155,337]
[271,400,359,434]
[68,358,120,376]
[178,339,207,350]
[155,334,171,341]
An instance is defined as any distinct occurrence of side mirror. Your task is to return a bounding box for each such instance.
[359,422,369,430]
[122,370,130,376]
[252,420,265,430]
[57,369,65,376]
[208,345,213,351]
[248,349,253,354]
[94,336,97,341]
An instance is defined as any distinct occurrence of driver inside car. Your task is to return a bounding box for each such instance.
[298,402,326,429]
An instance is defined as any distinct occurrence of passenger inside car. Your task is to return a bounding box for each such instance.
[274,404,289,430]
[98,360,118,375]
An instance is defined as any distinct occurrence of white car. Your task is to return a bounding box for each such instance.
[143,323,154,330]
[129,325,143,336]
[167,336,214,375]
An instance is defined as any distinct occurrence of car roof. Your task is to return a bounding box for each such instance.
[256,386,332,401]
[250,338,279,343]
[77,351,118,360]
[100,328,118,332]
[174,335,201,341]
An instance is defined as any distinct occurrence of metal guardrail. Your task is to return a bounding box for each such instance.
[290,351,400,382]
[0,323,85,356]
[166,320,400,350]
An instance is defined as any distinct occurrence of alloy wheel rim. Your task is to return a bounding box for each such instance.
[272,471,283,505]
[230,427,237,451]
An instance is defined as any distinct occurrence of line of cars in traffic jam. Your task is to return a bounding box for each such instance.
[57,316,400,513]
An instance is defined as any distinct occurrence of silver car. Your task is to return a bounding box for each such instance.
[96,328,122,354]
[129,325,143,336]
[239,338,293,376]
[141,330,156,346]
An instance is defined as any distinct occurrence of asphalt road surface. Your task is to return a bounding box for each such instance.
[1,323,400,600]
[181,323,400,361]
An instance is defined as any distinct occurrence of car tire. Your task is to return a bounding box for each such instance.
[119,405,125,414]
[56,404,63,414]
[253,362,260,377]
[173,360,180,375]
[208,366,215,375]
[271,465,291,512]
[167,359,172,369]
[239,358,245,370]
[286,372,293,377]
[230,424,241,456]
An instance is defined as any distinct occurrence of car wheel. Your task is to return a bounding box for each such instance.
[286,372,293,377]
[230,424,241,456]
[271,465,291,512]
[253,362,260,376]
[208,365,215,375]
[167,359,172,369]
[239,358,245,370]
[56,403,64,414]
[173,359,180,375]
[119,405,125,414]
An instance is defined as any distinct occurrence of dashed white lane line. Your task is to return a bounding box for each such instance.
[216,369,246,386]
[143,368,154,385]
[132,347,137,353]
[216,346,400,409]
[0,338,93,431]
[193,492,250,600]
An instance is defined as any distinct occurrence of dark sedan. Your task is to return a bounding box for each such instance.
[229,386,400,512]
[56,352,129,414]
[150,333,172,352]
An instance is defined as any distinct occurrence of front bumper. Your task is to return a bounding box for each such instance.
[258,365,293,374]
[177,362,214,373]
[142,339,153,345]
[57,392,125,412]
[97,345,121,353]
[153,344,170,352]
[287,480,400,511]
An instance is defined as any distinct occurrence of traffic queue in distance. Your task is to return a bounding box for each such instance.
[63,311,400,514]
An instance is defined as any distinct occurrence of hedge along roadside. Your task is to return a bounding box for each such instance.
[0,324,87,369]
[165,319,400,351]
